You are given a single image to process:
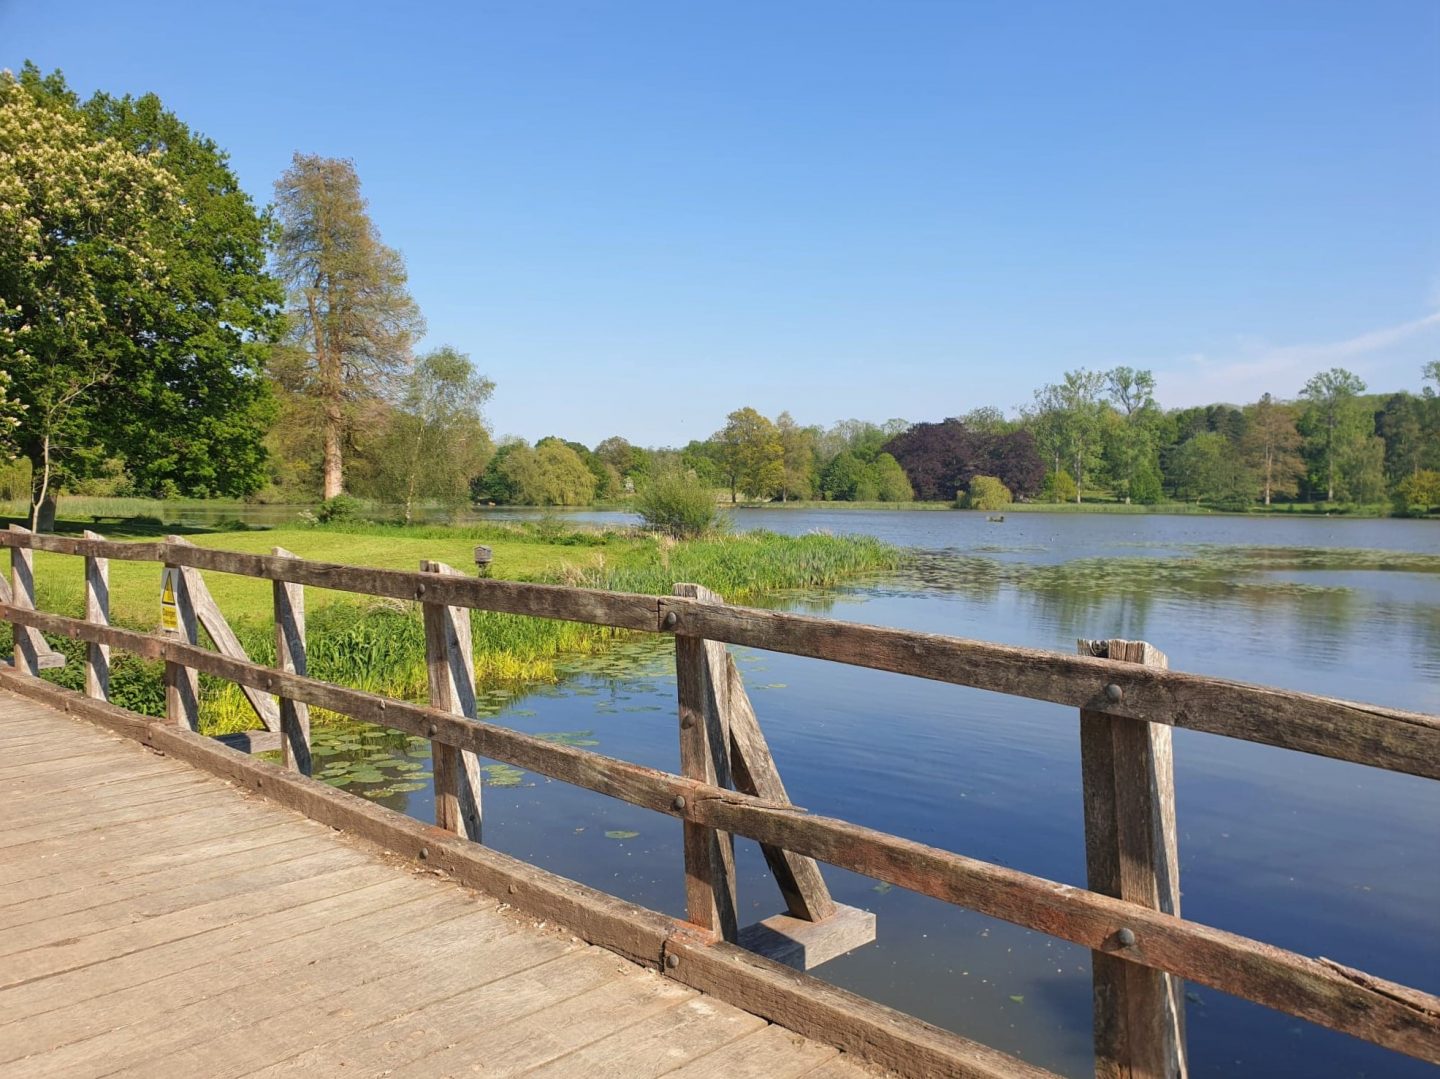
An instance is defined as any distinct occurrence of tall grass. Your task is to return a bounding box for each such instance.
[23,525,900,736]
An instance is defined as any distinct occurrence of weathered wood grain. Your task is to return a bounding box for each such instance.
[726,652,836,923]
[271,546,310,773]
[8,524,42,677]
[1080,639,1186,1079]
[675,583,738,942]
[83,529,110,700]
[421,560,482,841]
[736,904,876,971]
[162,537,200,732]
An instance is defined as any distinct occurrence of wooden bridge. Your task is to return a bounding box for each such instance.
[2,524,1437,1078]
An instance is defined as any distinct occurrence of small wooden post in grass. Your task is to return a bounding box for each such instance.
[1078,638,1187,1079]
[163,537,200,731]
[7,525,41,677]
[273,547,310,774]
[83,530,110,701]
[673,582,739,942]
[421,560,483,841]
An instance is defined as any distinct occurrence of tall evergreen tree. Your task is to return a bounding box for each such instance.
[273,154,423,498]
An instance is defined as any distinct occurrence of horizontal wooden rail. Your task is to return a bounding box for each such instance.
[3,531,1435,778]
[4,602,1437,1064]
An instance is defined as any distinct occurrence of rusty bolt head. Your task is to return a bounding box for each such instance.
[680,716,694,730]
[1116,927,1136,947]
[419,847,429,860]
[663,610,678,629]
[665,953,680,969]
[672,796,686,811]
[428,723,437,736]
[1104,683,1124,704]
[417,583,426,596]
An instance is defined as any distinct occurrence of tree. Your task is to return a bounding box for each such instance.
[273,154,423,499]
[2,67,281,528]
[775,412,816,501]
[716,407,782,501]
[1027,370,1107,502]
[820,451,866,500]
[1336,436,1386,504]
[369,347,493,522]
[1395,469,1440,511]
[0,368,21,458]
[1103,367,1159,503]
[1300,368,1367,501]
[869,453,913,501]
[1242,393,1304,505]
[1172,433,1254,507]
[881,420,1044,501]
[499,441,596,505]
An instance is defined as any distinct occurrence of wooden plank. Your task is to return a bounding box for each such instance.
[421,560,481,840]
[736,904,876,971]
[213,729,283,754]
[3,641,1438,1063]
[169,536,280,731]
[238,949,630,1077]
[0,877,429,1029]
[521,993,766,1079]
[384,973,695,1078]
[1080,639,1186,1079]
[0,844,361,957]
[15,898,518,1078]
[0,674,677,971]
[83,529,110,700]
[726,652,836,922]
[162,538,200,732]
[657,597,1440,779]
[271,546,310,772]
[674,582,737,942]
[0,887,459,1066]
[659,1022,840,1079]
[7,524,42,676]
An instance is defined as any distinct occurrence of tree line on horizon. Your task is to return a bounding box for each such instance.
[3,63,1438,529]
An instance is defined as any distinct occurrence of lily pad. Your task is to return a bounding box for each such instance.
[390,781,428,793]
[604,830,640,840]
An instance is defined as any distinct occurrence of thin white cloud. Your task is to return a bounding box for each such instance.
[1156,311,1440,406]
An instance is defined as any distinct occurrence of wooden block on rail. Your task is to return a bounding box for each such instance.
[2,651,66,670]
[737,903,875,971]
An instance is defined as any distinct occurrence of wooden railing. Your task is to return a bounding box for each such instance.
[2,524,1437,1079]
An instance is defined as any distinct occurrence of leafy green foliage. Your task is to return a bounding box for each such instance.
[963,475,1011,511]
[635,471,723,537]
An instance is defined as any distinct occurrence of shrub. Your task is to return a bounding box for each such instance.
[1394,469,1440,514]
[635,473,723,538]
[962,475,1012,511]
[1041,469,1077,503]
[316,494,364,523]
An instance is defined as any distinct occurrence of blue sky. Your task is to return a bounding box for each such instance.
[4,1,1438,445]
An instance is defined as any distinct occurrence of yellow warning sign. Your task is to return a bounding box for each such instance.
[160,567,180,633]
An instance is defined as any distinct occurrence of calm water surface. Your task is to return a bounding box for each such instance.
[308,510,1438,1077]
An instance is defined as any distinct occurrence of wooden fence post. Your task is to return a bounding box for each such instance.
[673,582,738,942]
[421,560,482,841]
[273,547,310,774]
[164,538,200,731]
[1078,638,1187,1079]
[83,529,110,700]
[7,525,41,677]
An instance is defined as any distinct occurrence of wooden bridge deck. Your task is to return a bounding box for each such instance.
[0,693,878,1079]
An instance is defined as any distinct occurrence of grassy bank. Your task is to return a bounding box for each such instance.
[6,518,900,734]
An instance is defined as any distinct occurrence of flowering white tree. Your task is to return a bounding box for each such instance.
[0,70,182,527]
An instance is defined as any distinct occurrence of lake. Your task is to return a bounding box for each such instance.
[304,508,1439,1077]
